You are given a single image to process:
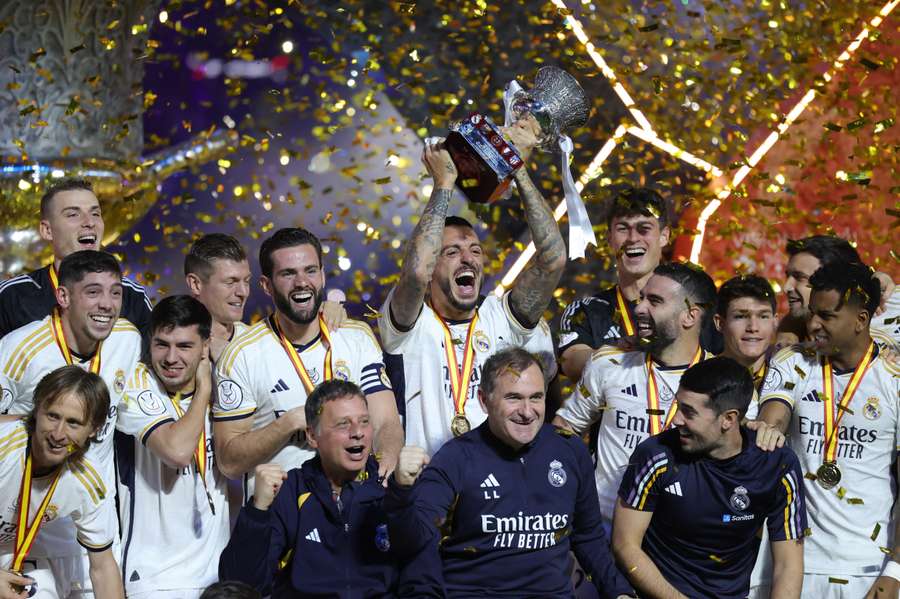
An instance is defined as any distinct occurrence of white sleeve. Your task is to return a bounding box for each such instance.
[74,491,117,552]
[555,360,606,433]
[116,385,177,443]
[213,349,257,422]
[759,352,799,409]
[377,287,421,353]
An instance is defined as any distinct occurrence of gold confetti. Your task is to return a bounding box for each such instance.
[871,524,881,540]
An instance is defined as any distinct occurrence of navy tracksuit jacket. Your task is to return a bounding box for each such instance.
[219,456,397,598]
[385,423,634,598]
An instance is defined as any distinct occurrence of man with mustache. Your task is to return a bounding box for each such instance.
[0,178,152,339]
[213,228,403,499]
[0,250,142,598]
[552,263,721,528]
[759,261,900,599]
[387,348,634,598]
[0,367,124,599]
[378,126,567,457]
[115,295,230,599]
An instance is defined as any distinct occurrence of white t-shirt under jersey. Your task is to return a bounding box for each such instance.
[760,344,900,576]
[378,291,536,457]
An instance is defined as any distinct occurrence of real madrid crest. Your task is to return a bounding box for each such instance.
[473,330,491,354]
[113,369,126,394]
[863,397,881,421]
[335,361,352,382]
[729,485,751,512]
[548,459,567,488]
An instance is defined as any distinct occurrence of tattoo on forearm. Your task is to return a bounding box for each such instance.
[510,169,566,327]
[392,187,453,326]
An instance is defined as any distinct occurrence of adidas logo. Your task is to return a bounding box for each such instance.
[620,384,638,397]
[801,391,822,403]
[664,482,683,497]
[305,528,321,543]
[270,379,290,393]
[480,474,500,488]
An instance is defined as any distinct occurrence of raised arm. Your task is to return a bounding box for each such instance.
[508,166,567,329]
[147,357,212,469]
[390,143,457,330]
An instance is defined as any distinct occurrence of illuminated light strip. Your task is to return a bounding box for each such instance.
[493,126,626,296]
[550,0,655,133]
[626,127,723,177]
[688,0,898,263]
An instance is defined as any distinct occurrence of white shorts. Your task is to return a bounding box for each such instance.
[801,573,878,599]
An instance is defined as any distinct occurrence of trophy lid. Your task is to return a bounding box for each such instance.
[512,66,590,149]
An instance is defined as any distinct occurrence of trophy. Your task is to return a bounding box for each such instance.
[445,66,590,204]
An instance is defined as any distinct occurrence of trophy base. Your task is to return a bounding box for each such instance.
[446,113,523,204]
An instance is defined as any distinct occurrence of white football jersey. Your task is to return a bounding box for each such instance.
[378,291,537,457]
[555,346,718,523]
[214,317,390,498]
[872,289,900,352]
[0,420,115,561]
[116,362,231,595]
[0,315,140,557]
[760,344,900,575]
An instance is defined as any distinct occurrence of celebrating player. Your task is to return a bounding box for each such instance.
[0,366,123,599]
[115,295,230,598]
[759,261,900,598]
[614,357,806,599]
[213,227,402,497]
[0,178,152,338]
[378,129,566,457]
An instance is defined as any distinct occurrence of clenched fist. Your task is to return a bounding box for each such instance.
[394,446,430,488]
[253,463,288,511]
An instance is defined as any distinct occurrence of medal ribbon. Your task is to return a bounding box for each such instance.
[48,265,60,294]
[271,314,333,394]
[11,444,63,571]
[821,341,875,463]
[168,393,216,515]
[615,286,636,337]
[646,346,703,435]
[51,308,102,373]
[435,311,479,419]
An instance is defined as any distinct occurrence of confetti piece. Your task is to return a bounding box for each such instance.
[872,524,881,540]
[828,577,849,585]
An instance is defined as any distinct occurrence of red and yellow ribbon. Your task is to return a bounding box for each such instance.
[168,393,215,515]
[821,342,875,463]
[51,307,102,373]
[435,311,480,420]
[646,346,703,435]
[615,286,636,337]
[11,444,63,571]
[48,265,60,294]
[271,314,332,394]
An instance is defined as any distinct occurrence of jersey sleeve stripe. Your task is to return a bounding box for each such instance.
[70,460,107,501]
[760,395,794,410]
[70,467,101,505]
[10,336,54,381]
[0,425,27,448]
[4,325,52,376]
[140,417,176,445]
[211,407,256,422]
[343,320,381,345]
[781,471,802,540]
[112,318,139,333]
[0,439,26,461]
[0,274,38,293]
[220,326,268,374]
[77,537,114,552]
[626,453,668,509]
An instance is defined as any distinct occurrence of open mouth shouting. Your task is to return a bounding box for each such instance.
[453,268,478,299]
[290,288,316,310]
[344,443,368,463]
[636,315,655,338]
[619,245,648,267]
[77,232,98,249]
[89,312,114,328]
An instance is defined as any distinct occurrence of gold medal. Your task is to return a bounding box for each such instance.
[451,414,471,437]
[816,461,842,490]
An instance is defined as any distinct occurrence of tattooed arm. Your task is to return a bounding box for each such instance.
[508,166,567,329]
[390,141,457,330]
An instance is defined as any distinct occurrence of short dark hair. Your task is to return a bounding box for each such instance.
[58,250,122,287]
[653,262,717,325]
[809,261,880,315]
[679,357,754,418]
[40,178,95,217]
[200,581,261,599]
[184,233,247,279]
[150,295,212,340]
[259,227,322,279]
[604,186,669,228]
[26,366,110,451]
[480,347,544,398]
[305,379,366,432]
[716,274,776,318]
[786,235,860,267]
[444,215,475,231]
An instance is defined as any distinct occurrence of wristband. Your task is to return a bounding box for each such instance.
[882,559,900,581]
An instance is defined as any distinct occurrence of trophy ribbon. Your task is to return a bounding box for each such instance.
[52,307,102,373]
[271,313,333,395]
[503,79,596,259]
[433,306,479,437]
[645,346,703,435]
[168,392,216,515]
[11,443,63,573]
